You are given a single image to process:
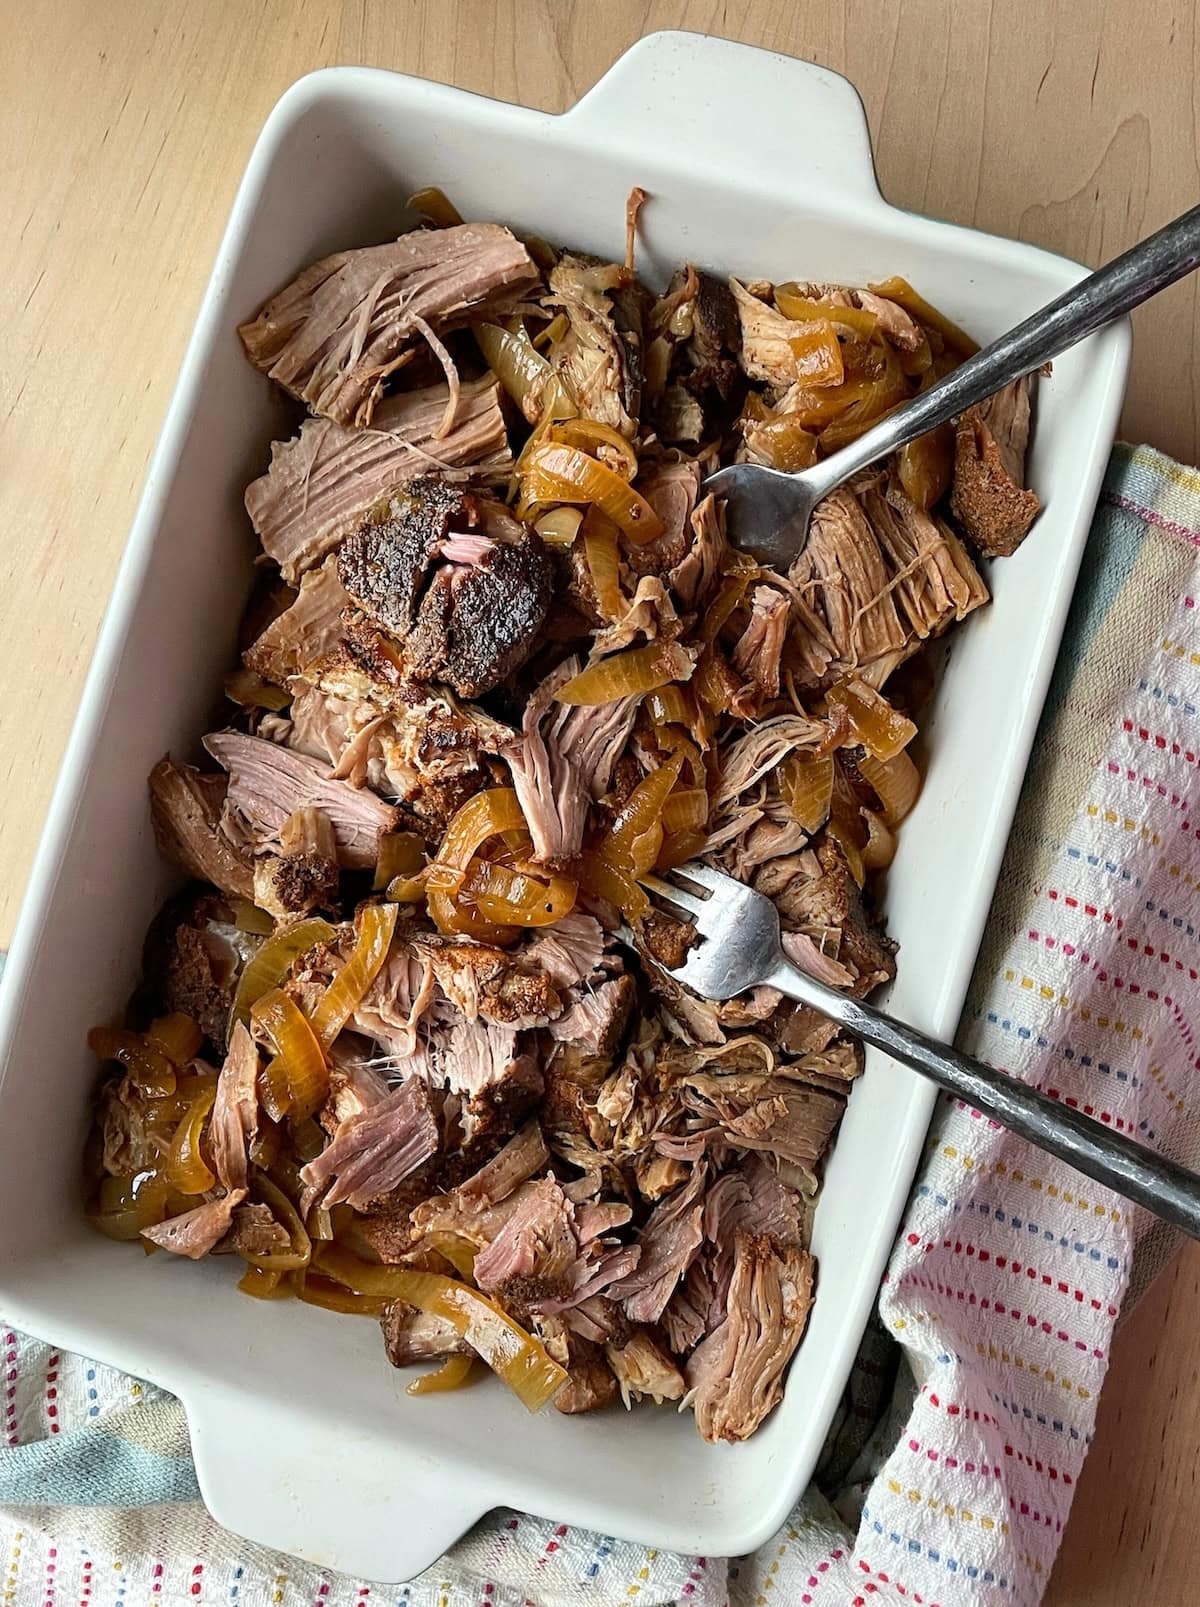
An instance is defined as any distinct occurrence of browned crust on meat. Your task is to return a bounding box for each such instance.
[339,480,465,636]
[950,409,1041,557]
[639,910,698,971]
[256,852,339,917]
[141,891,240,1049]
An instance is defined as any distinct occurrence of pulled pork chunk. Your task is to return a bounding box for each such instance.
[141,1190,247,1259]
[677,1069,844,1168]
[338,478,464,639]
[209,1021,259,1193]
[546,254,645,437]
[731,584,791,700]
[504,662,645,865]
[338,480,555,697]
[502,659,589,864]
[686,1234,814,1442]
[428,1018,545,1150]
[474,1174,637,1318]
[523,914,607,991]
[205,731,399,869]
[351,950,435,1062]
[669,493,729,611]
[772,835,898,997]
[409,1122,552,1248]
[246,379,511,582]
[253,806,340,920]
[216,1203,290,1259]
[590,575,681,657]
[607,1330,686,1407]
[300,1077,438,1210]
[789,487,909,681]
[951,376,1041,555]
[418,938,562,1029]
[682,270,742,402]
[630,458,702,575]
[142,890,253,1049]
[700,1155,805,1317]
[320,1056,391,1132]
[243,557,351,684]
[538,1319,619,1414]
[548,975,636,1057]
[382,1303,471,1366]
[472,1175,579,1302]
[608,1164,708,1323]
[238,224,538,426]
[730,279,812,389]
[149,759,254,902]
[856,474,989,639]
[285,662,514,816]
[654,383,704,445]
[98,1075,163,1176]
[405,531,555,697]
[447,1120,549,1210]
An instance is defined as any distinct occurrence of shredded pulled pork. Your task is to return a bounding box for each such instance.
[238,224,538,427]
[245,379,512,583]
[87,195,1036,1443]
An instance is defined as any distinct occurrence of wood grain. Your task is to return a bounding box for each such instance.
[3,3,1198,1599]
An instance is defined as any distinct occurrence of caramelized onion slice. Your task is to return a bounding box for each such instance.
[549,418,639,480]
[774,285,879,340]
[252,989,328,1123]
[475,323,551,422]
[782,753,834,834]
[427,789,528,893]
[582,510,625,622]
[858,749,922,824]
[787,321,844,387]
[316,1248,566,1412]
[295,1272,388,1317]
[556,642,694,706]
[861,808,897,870]
[87,1028,177,1098]
[407,186,463,228]
[232,919,336,1029]
[520,443,663,545]
[374,831,426,892]
[310,904,399,1052]
[826,678,917,762]
[461,858,577,928]
[867,276,979,355]
[164,1082,217,1195]
[427,886,520,947]
[407,1355,478,1396]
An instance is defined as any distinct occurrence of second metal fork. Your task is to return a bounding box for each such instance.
[633,862,1200,1240]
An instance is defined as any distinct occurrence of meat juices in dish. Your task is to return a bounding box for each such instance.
[84,190,1039,1441]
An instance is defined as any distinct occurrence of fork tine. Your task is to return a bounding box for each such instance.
[668,861,729,896]
[641,873,708,921]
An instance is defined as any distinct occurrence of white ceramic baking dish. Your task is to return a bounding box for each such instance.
[0,30,1129,1582]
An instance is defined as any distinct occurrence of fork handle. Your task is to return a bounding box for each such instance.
[765,959,1200,1240]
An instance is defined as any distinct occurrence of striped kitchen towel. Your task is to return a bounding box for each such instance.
[2,441,1198,1607]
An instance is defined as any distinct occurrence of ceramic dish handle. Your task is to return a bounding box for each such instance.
[566,31,883,206]
[187,1383,486,1584]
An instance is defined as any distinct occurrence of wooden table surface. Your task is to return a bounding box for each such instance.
[4,1,1200,1599]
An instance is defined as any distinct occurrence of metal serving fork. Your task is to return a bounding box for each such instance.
[705,204,1200,567]
[636,862,1200,1240]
